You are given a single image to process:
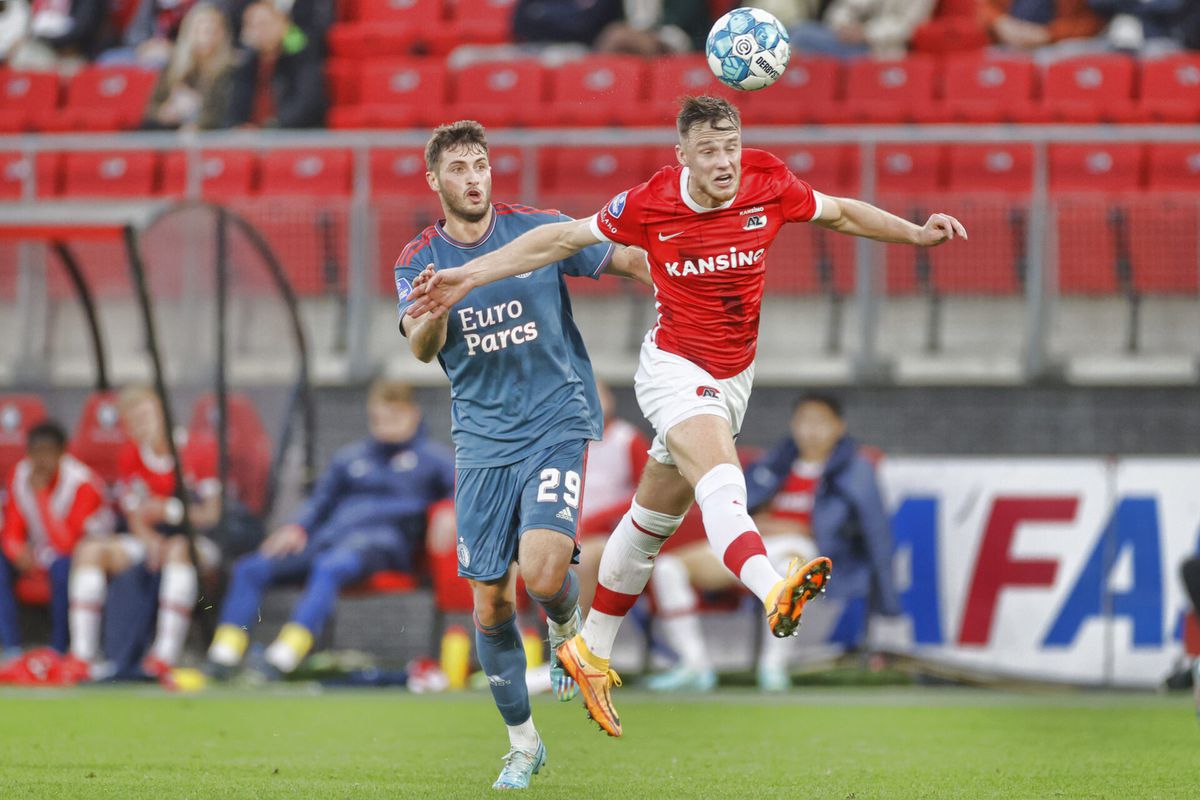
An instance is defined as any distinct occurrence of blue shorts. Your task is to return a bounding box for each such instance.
[454,438,588,582]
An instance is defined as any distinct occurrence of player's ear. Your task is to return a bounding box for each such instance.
[675,143,686,167]
[425,171,439,192]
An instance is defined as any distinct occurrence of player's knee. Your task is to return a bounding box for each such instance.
[73,540,102,566]
[231,554,272,586]
[311,552,358,585]
[162,536,190,564]
[471,583,514,626]
[521,563,565,599]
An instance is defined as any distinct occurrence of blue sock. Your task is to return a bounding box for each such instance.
[528,570,579,626]
[474,613,530,726]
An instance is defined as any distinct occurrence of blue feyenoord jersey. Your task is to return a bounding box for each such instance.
[395,203,614,468]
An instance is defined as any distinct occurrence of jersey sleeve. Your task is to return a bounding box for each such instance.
[555,213,615,281]
[393,235,433,327]
[780,169,823,223]
[588,182,650,249]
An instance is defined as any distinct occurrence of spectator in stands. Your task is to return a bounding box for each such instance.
[216,0,331,51]
[594,0,713,55]
[1182,556,1200,716]
[1083,0,1187,55]
[224,0,325,129]
[753,0,829,29]
[0,421,110,659]
[99,0,197,67]
[512,0,624,48]
[979,0,1104,52]
[205,380,454,679]
[0,0,31,64]
[142,3,235,130]
[575,380,649,612]
[788,0,936,58]
[646,393,901,693]
[9,0,115,70]
[67,385,223,679]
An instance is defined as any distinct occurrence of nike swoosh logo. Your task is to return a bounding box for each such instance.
[657,231,685,241]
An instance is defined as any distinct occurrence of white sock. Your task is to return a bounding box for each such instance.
[68,566,106,662]
[580,500,685,659]
[651,553,709,671]
[151,562,197,664]
[694,464,780,602]
[759,538,810,670]
[506,717,540,752]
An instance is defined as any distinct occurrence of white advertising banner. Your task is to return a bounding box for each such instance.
[873,458,1200,688]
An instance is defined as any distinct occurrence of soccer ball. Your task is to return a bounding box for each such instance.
[705,7,791,92]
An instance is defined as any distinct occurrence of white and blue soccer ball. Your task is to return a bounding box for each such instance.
[705,7,791,91]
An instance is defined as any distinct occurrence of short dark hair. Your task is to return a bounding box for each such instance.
[27,420,67,450]
[425,120,488,173]
[793,392,843,419]
[676,95,741,138]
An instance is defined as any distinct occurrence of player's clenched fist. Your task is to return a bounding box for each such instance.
[917,213,968,247]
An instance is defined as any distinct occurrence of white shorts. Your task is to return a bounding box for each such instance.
[116,533,221,570]
[634,334,755,466]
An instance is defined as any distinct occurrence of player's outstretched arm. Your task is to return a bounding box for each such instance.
[406,218,601,317]
[812,194,967,246]
[403,266,450,362]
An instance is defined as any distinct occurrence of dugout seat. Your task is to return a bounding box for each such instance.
[161,150,257,199]
[546,56,647,127]
[328,59,448,130]
[43,66,157,131]
[842,57,937,124]
[0,70,59,133]
[935,55,1041,123]
[1040,55,1138,123]
[259,149,352,196]
[0,395,48,482]
[450,59,547,128]
[60,151,160,198]
[69,391,128,486]
[1136,54,1200,123]
[737,57,842,125]
[189,393,273,516]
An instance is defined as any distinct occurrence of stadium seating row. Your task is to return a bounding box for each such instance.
[3,142,1196,201]
[324,52,1200,128]
[329,0,515,58]
[2,50,1199,135]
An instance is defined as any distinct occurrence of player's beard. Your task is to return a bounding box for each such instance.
[442,189,490,224]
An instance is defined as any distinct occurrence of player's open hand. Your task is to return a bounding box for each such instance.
[917,213,968,247]
[405,265,474,318]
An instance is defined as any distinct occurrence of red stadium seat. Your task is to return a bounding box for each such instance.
[259,149,352,196]
[0,395,48,482]
[46,67,157,131]
[1126,199,1199,295]
[738,57,841,125]
[370,148,432,199]
[936,56,1041,123]
[843,57,937,123]
[69,391,128,486]
[626,55,736,126]
[1048,143,1144,193]
[876,144,944,194]
[1055,199,1119,294]
[538,146,653,215]
[451,59,547,127]
[325,59,361,107]
[1137,54,1200,123]
[0,70,59,133]
[946,143,1034,194]
[911,17,989,54]
[546,56,647,126]
[448,0,515,46]
[161,150,257,199]
[329,59,449,129]
[327,0,450,59]
[1145,144,1200,191]
[0,152,60,200]
[1041,55,1138,123]
[60,151,160,197]
[189,393,273,515]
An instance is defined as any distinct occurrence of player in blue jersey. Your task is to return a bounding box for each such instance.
[396,120,649,791]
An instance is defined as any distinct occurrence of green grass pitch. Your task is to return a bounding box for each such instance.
[0,686,1194,799]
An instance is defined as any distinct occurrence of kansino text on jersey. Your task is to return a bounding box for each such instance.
[665,247,766,278]
[458,301,539,356]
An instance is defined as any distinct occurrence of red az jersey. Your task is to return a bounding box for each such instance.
[589,148,821,379]
[767,461,822,528]
[116,436,220,510]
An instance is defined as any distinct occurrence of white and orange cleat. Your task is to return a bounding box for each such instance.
[555,635,623,737]
[765,556,832,638]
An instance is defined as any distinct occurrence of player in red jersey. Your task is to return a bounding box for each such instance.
[407,96,966,735]
[67,386,222,679]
